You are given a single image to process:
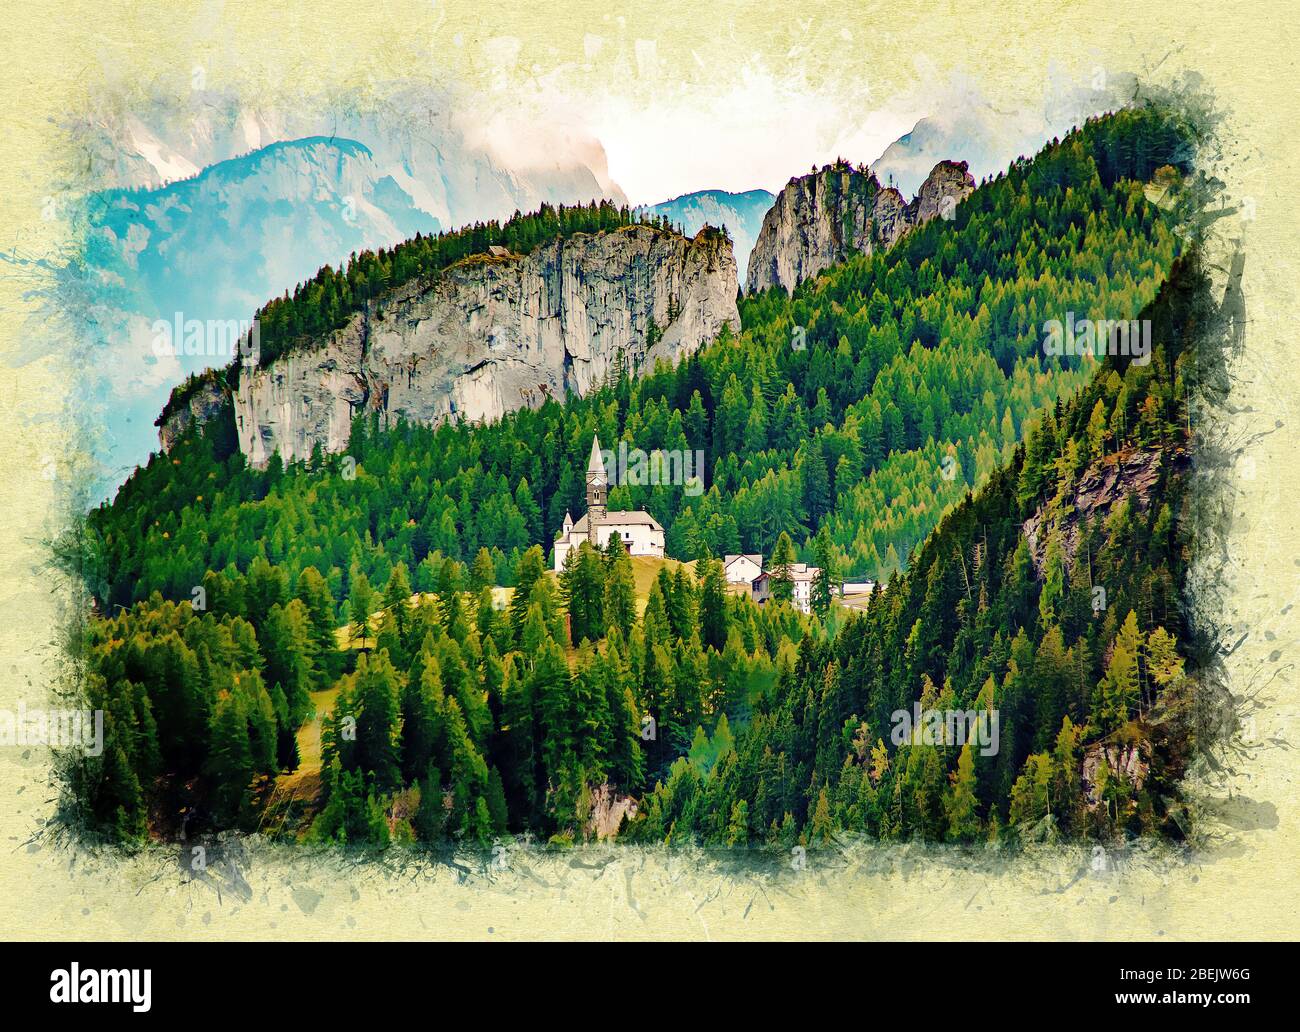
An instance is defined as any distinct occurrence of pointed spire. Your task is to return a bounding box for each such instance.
[587,435,606,477]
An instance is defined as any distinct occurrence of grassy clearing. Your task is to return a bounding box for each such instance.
[273,682,341,803]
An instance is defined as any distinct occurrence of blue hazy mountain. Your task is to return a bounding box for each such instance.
[639,188,774,285]
[77,136,445,493]
[86,137,440,342]
[73,129,626,497]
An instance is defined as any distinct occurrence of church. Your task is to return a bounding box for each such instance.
[553,436,666,571]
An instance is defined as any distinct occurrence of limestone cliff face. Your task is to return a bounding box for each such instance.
[224,224,737,466]
[746,159,975,294]
[157,371,229,452]
[912,160,975,224]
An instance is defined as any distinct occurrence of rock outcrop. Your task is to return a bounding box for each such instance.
[1022,446,1187,577]
[221,224,737,466]
[746,159,975,294]
[911,160,976,224]
[1082,741,1148,806]
[157,371,229,452]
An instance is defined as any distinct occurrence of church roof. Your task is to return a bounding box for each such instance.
[571,510,663,533]
[587,436,607,477]
[756,562,819,583]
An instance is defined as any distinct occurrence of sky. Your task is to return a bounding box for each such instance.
[480,60,1125,205]
[587,70,921,203]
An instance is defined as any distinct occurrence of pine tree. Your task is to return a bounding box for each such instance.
[414,766,446,844]
[811,525,837,618]
[295,566,340,685]
[351,650,403,792]
[508,546,547,645]
[206,696,254,827]
[499,657,538,823]
[726,799,750,846]
[944,743,981,842]
[1099,609,1142,731]
[770,531,796,603]
[349,572,375,650]
[470,547,497,592]
[602,535,637,639]
[697,557,728,651]
[533,638,575,787]
[560,541,605,645]
[486,767,509,834]
[809,786,834,844]
[801,442,831,525]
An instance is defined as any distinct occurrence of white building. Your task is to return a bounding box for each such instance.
[553,436,665,572]
[752,562,821,614]
[722,553,763,587]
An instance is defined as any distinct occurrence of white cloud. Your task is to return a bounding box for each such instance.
[589,64,918,204]
[105,311,183,396]
[582,61,1126,205]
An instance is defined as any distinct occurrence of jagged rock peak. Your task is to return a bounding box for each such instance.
[746,158,975,295]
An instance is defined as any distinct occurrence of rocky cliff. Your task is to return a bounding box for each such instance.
[201,224,737,466]
[156,370,230,452]
[746,159,975,294]
[1022,445,1188,578]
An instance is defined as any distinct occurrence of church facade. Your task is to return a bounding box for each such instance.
[553,436,666,572]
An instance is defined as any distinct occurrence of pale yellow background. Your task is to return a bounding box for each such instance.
[1,0,1296,940]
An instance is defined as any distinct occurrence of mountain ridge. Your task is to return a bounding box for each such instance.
[746,158,975,294]
[638,188,775,284]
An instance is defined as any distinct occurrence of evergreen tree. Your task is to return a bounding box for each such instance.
[811,525,837,618]
[349,572,376,650]
[770,532,796,604]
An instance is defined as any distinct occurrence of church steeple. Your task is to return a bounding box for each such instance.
[586,435,607,524]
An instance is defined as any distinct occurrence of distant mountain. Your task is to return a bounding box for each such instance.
[72,84,627,214]
[87,137,440,345]
[869,78,1122,197]
[68,87,630,496]
[639,189,774,284]
[78,137,445,491]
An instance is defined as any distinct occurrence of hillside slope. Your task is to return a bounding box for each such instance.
[626,253,1216,846]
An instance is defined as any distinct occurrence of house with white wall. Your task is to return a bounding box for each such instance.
[752,562,821,614]
[722,553,763,587]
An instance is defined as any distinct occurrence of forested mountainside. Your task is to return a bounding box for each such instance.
[626,255,1207,845]
[64,105,1204,847]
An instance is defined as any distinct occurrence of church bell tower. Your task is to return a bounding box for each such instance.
[586,436,608,524]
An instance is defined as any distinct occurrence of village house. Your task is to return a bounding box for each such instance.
[722,553,763,587]
[752,562,821,614]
